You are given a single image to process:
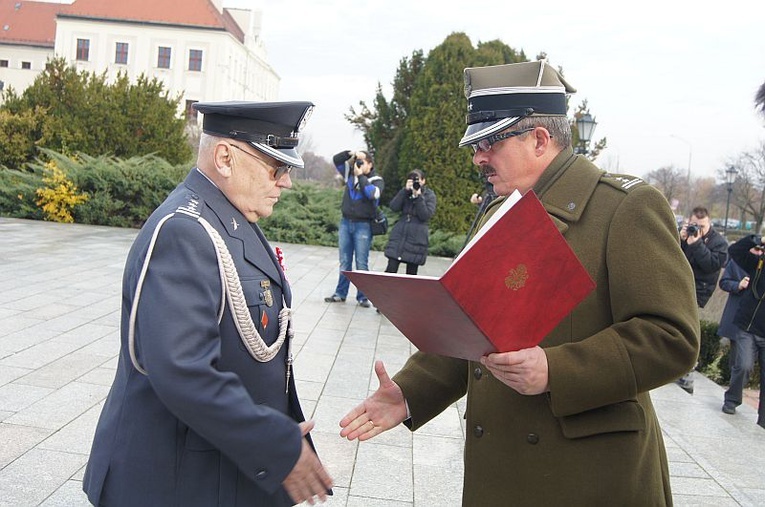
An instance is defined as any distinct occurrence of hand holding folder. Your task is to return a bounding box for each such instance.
[344,191,595,361]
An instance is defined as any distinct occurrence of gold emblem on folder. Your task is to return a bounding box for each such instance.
[504,264,528,291]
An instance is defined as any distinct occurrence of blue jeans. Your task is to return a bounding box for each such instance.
[332,218,371,301]
[725,329,765,424]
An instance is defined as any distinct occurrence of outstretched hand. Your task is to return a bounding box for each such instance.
[339,360,408,441]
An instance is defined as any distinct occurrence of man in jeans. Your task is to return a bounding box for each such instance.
[675,206,728,393]
[723,235,765,428]
[325,150,383,308]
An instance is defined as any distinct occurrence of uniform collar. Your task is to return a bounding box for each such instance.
[533,146,602,224]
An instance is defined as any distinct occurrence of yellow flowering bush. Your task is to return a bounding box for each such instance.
[35,160,88,223]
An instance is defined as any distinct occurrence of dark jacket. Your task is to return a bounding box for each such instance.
[681,227,728,307]
[716,259,749,339]
[83,169,314,507]
[333,150,384,221]
[393,148,699,506]
[384,186,437,266]
[729,235,765,337]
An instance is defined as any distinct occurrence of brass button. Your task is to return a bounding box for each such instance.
[473,425,484,438]
[526,433,539,445]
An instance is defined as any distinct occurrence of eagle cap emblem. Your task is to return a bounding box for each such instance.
[505,264,528,291]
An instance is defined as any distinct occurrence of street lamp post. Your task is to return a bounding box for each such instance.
[575,113,597,155]
[671,135,693,218]
[724,166,737,236]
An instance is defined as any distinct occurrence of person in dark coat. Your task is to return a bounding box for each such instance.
[340,61,699,506]
[717,259,749,343]
[675,205,728,393]
[83,101,333,507]
[723,235,765,427]
[383,169,437,275]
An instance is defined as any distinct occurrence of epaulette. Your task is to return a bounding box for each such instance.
[600,173,645,193]
[175,194,202,219]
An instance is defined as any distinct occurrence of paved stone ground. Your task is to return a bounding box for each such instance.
[1,217,764,506]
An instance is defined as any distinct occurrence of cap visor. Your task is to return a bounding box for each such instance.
[249,142,304,169]
[458,117,521,147]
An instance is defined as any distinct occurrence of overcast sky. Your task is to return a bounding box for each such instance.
[227,0,765,180]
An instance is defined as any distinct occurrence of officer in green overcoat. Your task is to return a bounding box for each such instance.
[340,61,699,506]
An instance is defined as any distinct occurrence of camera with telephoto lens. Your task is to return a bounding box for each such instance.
[686,223,700,236]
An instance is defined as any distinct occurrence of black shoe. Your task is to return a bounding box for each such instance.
[358,299,372,308]
[324,295,346,303]
[674,378,694,395]
[722,403,736,415]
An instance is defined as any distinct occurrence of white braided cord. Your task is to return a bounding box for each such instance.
[128,213,291,374]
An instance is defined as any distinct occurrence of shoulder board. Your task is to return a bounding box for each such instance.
[600,173,646,193]
[175,194,202,219]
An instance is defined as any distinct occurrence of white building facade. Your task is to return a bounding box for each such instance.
[1,0,279,116]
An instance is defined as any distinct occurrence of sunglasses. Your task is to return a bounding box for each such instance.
[229,144,293,179]
[471,127,535,154]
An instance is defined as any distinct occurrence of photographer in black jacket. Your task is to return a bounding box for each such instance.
[675,206,728,393]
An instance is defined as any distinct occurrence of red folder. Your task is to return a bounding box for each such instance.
[344,191,595,361]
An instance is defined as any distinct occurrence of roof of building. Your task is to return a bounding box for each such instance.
[59,0,245,42]
[0,1,64,48]
[0,0,245,49]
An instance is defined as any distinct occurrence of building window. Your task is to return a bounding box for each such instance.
[0,59,8,68]
[76,38,90,61]
[157,46,171,69]
[115,42,129,64]
[21,61,31,69]
[188,49,202,71]
[185,100,198,120]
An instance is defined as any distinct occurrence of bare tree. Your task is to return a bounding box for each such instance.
[644,165,685,203]
[729,142,765,230]
[756,81,765,117]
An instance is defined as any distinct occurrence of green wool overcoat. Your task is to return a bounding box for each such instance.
[394,147,700,506]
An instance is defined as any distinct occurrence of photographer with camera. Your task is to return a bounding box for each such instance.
[382,169,437,276]
[676,205,728,393]
[325,149,383,308]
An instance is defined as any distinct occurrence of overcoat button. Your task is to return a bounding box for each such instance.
[526,433,539,445]
[473,425,484,438]
[254,469,268,480]
[473,367,483,380]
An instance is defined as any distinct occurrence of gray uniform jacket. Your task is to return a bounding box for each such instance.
[83,169,314,506]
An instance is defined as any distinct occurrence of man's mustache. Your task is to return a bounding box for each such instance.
[480,165,497,178]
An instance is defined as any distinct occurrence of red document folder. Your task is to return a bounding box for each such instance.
[344,191,596,361]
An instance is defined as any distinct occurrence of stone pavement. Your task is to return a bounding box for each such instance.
[1,217,764,507]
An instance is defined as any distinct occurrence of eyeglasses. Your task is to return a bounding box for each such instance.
[471,127,535,154]
[229,143,293,179]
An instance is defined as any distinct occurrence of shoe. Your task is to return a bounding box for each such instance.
[358,299,372,308]
[674,379,694,395]
[722,403,736,415]
[324,295,346,303]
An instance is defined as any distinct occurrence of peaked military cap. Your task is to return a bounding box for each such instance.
[459,61,576,147]
[193,101,314,168]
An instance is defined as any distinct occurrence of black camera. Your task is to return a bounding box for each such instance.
[354,159,364,168]
[686,224,700,236]
[412,176,421,191]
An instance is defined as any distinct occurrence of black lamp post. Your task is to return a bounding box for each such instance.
[724,166,737,236]
[575,113,597,154]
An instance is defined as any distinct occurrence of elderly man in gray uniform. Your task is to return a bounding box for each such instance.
[83,101,333,506]
[340,61,699,505]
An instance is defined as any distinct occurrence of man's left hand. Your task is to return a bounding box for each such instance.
[480,346,549,395]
